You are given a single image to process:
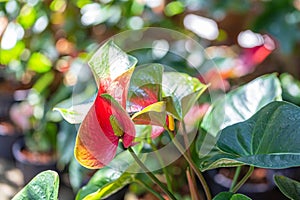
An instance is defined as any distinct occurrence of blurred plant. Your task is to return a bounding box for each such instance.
[10,70,71,157]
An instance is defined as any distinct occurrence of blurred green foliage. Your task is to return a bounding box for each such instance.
[1,0,300,83]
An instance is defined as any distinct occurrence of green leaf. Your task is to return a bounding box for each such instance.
[201,73,282,136]
[83,172,133,200]
[162,72,208,119]
[280,73,300,105]
[76,167,124,200]
[195,130,242,171]
[274,175,300,200]
[88,40,137,88]
[199,101,300,171]
[53,102,93,124]
[27,52,52,73]
[76,144,142,199]
[213,192,251,200]
[12,170,59,200]
[54,84,96,124]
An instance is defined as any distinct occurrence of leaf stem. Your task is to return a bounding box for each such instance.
[149,141,173,193]
[181,121,201,200]
[134,178,165,200]
[128,146,177,200]
[186,168,200,200]
[167,129,211,200]
[232,166,254,193]
[229,166,242,192]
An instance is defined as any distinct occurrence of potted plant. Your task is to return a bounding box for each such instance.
[11,70,71,184]
[16,40,300,200]
[52,39,299,199]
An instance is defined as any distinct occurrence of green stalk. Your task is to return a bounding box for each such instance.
[135,178,165,200]
[232,166,254,193]
[128,147,177,200]
[181,121,201,200]
[167,129,211,200]
[149,141,173,193]
[229,166,242,192]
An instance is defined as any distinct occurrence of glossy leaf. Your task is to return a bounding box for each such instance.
[201,73,282,136]
[76,167,123,200]
[199,101,300,171]
[12,170,59,200]
[54,87,96,124]
[76,145,142,200]
[53,102,93,124]
[127,64,163,113]
[213,192,251,200]
[274,175,300,200]
[280,73,300,105]
[162,72,208,119]
[83,172,133,200]
[196,130,241,171]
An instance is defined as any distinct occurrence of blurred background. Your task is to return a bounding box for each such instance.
[0,0,300,199]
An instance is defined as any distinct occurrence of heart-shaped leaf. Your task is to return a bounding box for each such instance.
[127,64,164,113]
[201,73,282,136]
[213,192,251,200]
[198,101,300,171]
[274,175,300,200]
[162,72,208,119]
[12,170,59,200]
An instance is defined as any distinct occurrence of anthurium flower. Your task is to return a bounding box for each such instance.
[74,41,138,169]
[55,41,208,169]
[72,44,168,169]
[75,94,136,169]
